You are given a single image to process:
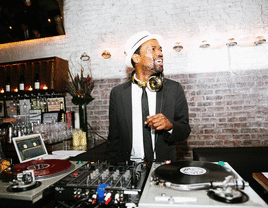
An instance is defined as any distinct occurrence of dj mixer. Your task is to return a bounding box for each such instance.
[53,160,148,207]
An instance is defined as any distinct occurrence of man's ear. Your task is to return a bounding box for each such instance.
[132,54,140,64]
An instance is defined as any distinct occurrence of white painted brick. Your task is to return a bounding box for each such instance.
[0,0,268,79]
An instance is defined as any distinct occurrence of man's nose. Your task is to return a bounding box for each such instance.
[156,50,163,57]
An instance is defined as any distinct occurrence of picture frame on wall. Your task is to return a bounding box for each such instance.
[19,99,31,115]
[29,109,42,124]
[41,111,60,123]
[47,97,65,112]
[30,96,47,113]
[0,101,5,117]
[5,100,17,117]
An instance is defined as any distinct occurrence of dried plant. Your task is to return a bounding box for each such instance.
[66,67,94,105]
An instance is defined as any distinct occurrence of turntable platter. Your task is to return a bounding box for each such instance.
[12,159,72,178]
[153,161,234,185]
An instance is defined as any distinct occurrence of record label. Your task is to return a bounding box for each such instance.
[180,167,206,175]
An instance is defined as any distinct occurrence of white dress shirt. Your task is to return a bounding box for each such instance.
[131,82,156,162]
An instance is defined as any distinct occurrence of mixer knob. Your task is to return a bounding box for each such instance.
[168,196,175,204]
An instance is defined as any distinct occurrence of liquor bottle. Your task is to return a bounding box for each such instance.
[34,68,40,90]
[19,69,25,91]
[59,101,65,122]
[5,72,11,92]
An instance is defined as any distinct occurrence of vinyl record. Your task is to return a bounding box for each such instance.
[12,159,72,178]
[7,181,42,192]
[153,161,234,185]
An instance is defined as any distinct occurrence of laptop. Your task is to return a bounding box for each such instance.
[12,134,70,163]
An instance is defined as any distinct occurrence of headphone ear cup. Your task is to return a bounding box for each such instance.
[132,71,163,91]
[147,73,163,92]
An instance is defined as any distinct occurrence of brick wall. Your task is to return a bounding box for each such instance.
[66,68,268,160]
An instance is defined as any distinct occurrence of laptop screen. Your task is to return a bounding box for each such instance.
[12,134,48,163]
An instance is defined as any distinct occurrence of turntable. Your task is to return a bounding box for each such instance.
[0,160,86,203]
[138,161,268,208]
[0,134,87,205]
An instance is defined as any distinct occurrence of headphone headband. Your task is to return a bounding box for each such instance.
[132,72,163,92]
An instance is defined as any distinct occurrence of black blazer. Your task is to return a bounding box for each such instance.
[104,78,191,162]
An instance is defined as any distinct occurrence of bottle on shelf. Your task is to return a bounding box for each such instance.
[34,68,40,90]
[59,101,65,122]
[19,68,25,91]
[5,72,11,93]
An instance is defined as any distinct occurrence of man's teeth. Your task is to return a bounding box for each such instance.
[155,59,163,64]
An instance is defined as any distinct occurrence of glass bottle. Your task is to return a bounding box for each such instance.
[5,72,11,92]
[59,101,65,122]
[34,68,40,90]
[19,68,25,91]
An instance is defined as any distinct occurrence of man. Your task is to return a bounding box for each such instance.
[104,31,191,163]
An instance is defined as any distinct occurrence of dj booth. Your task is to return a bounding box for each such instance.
[0,141,267,208]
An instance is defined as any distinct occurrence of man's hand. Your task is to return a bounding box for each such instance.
[145,113,173,131]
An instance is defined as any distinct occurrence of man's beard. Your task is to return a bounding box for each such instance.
[152,58,163,74]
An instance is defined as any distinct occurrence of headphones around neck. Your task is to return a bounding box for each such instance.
[132,71,163,92]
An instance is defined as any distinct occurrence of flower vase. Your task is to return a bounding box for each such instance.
[79,104,88,141]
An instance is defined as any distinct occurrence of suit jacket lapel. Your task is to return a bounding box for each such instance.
[122,81,132,144]
[156,79,168,114]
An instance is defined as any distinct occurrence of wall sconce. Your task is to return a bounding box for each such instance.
[43,85,48,90]
[200,40,210,48]
[254,36,266,45]
[80,52,90,61]
[173,42,183,52]
[1,89,4,93]
[102,50,111,59]
[14,88,18,92]
[226,38,237,47]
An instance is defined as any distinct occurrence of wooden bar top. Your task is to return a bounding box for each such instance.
[252,172,268,191]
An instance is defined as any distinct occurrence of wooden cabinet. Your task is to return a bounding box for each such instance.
[0,57,68,94]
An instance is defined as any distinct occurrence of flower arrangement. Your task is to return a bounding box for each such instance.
[65,68,94,105]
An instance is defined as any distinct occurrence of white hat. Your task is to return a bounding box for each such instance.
[124,31,162,68]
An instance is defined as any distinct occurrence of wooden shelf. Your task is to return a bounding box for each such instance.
[0,57,68,94]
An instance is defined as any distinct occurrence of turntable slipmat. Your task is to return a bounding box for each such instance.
[154,161,234,184]
[12,159,72,177]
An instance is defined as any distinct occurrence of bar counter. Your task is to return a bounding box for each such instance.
[1,136,106,164]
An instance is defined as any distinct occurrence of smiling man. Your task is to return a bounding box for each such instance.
[104,31,191,163]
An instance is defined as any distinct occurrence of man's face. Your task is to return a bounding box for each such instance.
[138,39,163,74]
